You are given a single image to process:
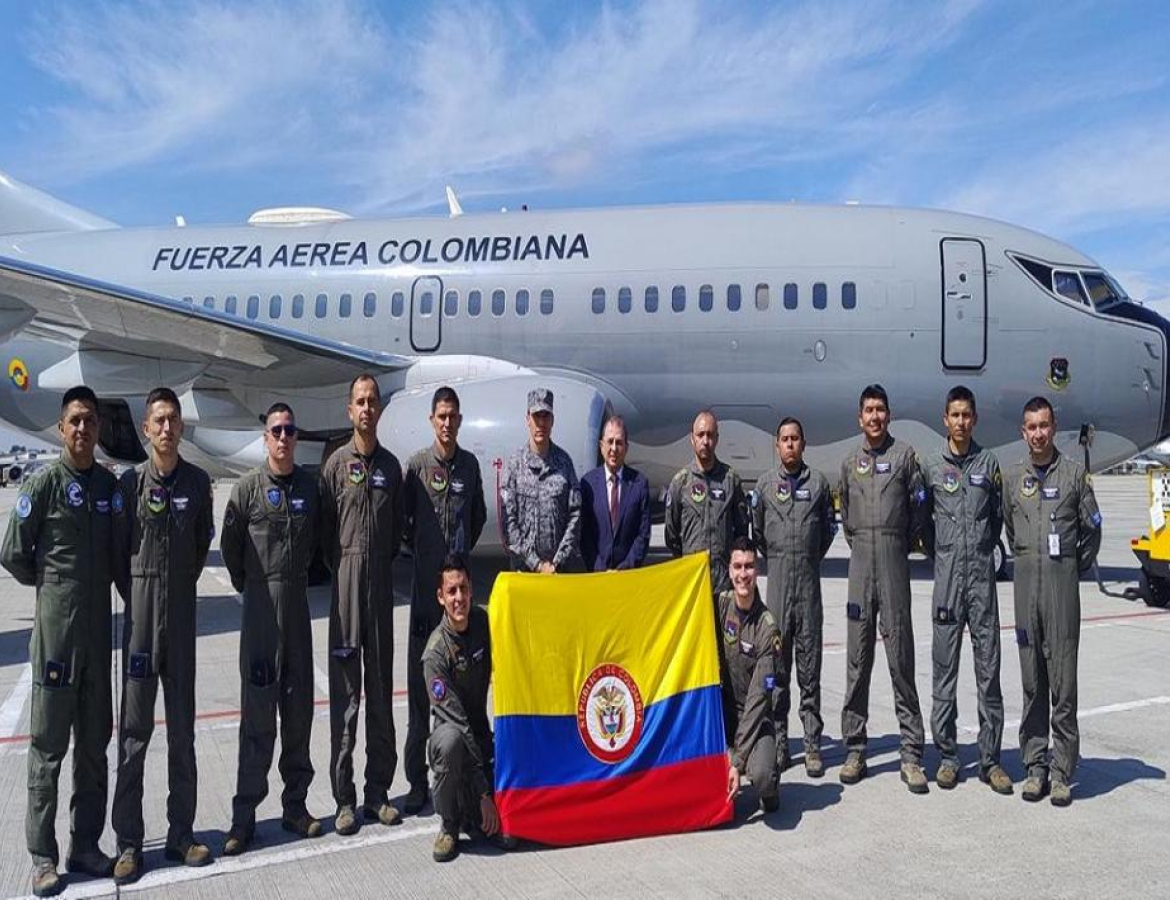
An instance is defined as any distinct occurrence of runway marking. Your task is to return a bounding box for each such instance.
[957,695,1170,734]
[313,663,330,697]
[8,821,438,899]
[0,666,32,738]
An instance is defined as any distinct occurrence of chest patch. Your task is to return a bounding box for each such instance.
[711,486,726,501]
[855,455,871,476]
[723,617,739,644]
[875,461,892,475]
[173,496,190,512]
[95,499,110,515]
[66,481,85,508]
[1021,475,1038,498]
[969,472,987,487]
[739,640,754,654]
[942,469,960,493]
[290,496,306,515]
[1042,486,1060,500]
[112,492,125,515]
[451,478,465,494]
[266,487,283,508]
[794,488,811,502]
[347,461,365,485]
[15,494,32,519]
[776,482,791,502]
[147,487,167,514]
[371,469,387,488]
[690,482,707,503]
[429,468,448,493]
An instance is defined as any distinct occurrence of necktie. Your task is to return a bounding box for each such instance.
[609,473,620,530]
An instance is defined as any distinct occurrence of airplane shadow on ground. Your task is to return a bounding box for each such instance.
[0,623,31,667]
[1073,756,1165,800]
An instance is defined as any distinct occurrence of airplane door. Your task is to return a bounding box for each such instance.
[940,238,987,369]
[410,276,442,352]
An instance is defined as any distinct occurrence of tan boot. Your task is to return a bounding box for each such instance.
[31,862,61,898]
[1050,779,1072,807]
[805,749,825,778]
[281,812,323,838]
[222,825,253,856]
[1021,774,1049,802]
[900,762,929,794]
[335,805,359,836]
[839,752,867,784]
[980,765,1014,795]
[362,802,402,826]
[113,848,142,886]
[433,831,459,863]
[936,764,959,790]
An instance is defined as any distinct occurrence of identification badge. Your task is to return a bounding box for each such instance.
[711,487,726,501]
[173,496,190,512]
[371,470,387,488]
[451,478,465,494]
[1048,533,1061,557]
[795,488,811,501]
[1042,486,1060,500]
[290,497,306,515]
[969,472,987,487]
[875,461,891,474]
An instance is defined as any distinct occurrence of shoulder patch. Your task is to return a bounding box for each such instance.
[1090,510,1103,528]
[15,494,32,519]
[430,677,448,701]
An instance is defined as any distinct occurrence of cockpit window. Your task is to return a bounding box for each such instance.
[1015,256,1053,289]
[1053,270,1088,305]
[1082,271,1122,309]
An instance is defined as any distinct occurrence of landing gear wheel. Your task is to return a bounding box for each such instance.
[993,539,1009,582]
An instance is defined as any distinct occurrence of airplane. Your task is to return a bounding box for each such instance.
[1,168,1167,563]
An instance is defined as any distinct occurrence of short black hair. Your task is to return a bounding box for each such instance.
[348,373,380,402]
[431,386,460,413]
[61,385,98,413]
[439,553,470,580]
[1022,396,1054,419]
[945,385,977,415]
[602,415,628,442]
[775,416,804,440]
[145,386,182,416]
[730,536,756,556]
[859,384,889,411]
[265,402,295,424]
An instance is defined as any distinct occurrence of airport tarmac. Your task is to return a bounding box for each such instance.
[0,475,1165,899]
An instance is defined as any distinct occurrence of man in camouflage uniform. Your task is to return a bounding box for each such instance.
[838,384,929,793]
[500,388,581,573]
[717,538,781,814]
[220,403,323,855]
[1003,396,1101,807]
[753,417,834,777]
[318,374,404,834]
[665,410,749,595]
[424,555,504,862]
[111,387,215,885]
[1,386,120,897]
[402,385,486,814]
[921,386,1012,796]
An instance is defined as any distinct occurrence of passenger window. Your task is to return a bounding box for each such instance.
[699,284,713,312]
[540,289,554,315]
[813,283,827,309]
[1054,271,1088,305]
[246,295,259,319]
[618,287,632,314]
[292,294,304,318]
[755,283,770,310]
[842,282,857,310]
[645,286,659,313]
[491,289,505,317]
[269,294,282,318]
[419,291,435,317]
[339,293,352,318]
[363,292,377,317]
[727,284,741,311]
[468,290,482,317]
[391,291,405,317]
[203,296,215,309]
[315,293,327,318]
[672,285,686,312]
[592,288,606,314]
[225,295,238,315]
[516,289,529,316]
[445,290,459,317]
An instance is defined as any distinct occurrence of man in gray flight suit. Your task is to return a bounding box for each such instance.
[403,386,486,815]
[838,384,929,793]
[666,410,750,595]
[2,386,120,897]
[111,388,215,885]
[501,388,581,573]
[221,403,323,854]
[1003,396,1101,807]
[424,556,503,862]
[318,375,404,835]
[921,386,1012,796]
[717,538,781,814]
[753,417,834,777]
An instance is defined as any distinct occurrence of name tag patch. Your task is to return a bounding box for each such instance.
[371,470,387,488]
[173,496,190,512]
[739,640,754,654]
[711,487,726,501]
[451,478,465,494]
[875,461,891,474]
[794,488,811,501]
[95,499,110,514]
[969,472,987,487]
[1042,486,1060,500]
[290,497,306,514]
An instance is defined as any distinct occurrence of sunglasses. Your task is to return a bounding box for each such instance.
[268,424,298,438]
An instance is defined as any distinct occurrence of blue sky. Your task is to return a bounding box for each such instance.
[0,0,1167,295]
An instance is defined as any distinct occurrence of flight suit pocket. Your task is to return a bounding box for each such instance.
[249,657,276,688]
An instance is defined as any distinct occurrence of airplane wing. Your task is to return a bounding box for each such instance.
[0,255,413,388]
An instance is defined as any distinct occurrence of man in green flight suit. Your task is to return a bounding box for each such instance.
[111,387,215,884]
[1,385,121,897]
[220,402,323,854]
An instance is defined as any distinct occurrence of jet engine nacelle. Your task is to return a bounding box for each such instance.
[381,374,609,550]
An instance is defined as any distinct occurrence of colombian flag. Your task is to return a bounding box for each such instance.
[490,553,732,845]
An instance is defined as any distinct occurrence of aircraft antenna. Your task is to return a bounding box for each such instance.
[445,186,464,218]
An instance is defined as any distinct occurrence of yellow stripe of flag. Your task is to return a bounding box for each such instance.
[489,553,720,717]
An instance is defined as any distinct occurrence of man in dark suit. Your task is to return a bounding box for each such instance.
[580,416,651,571]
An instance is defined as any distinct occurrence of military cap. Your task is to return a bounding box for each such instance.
[528,388,554,414]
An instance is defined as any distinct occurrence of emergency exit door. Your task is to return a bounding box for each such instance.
[940,238,987,369]
[410,275,442,352]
